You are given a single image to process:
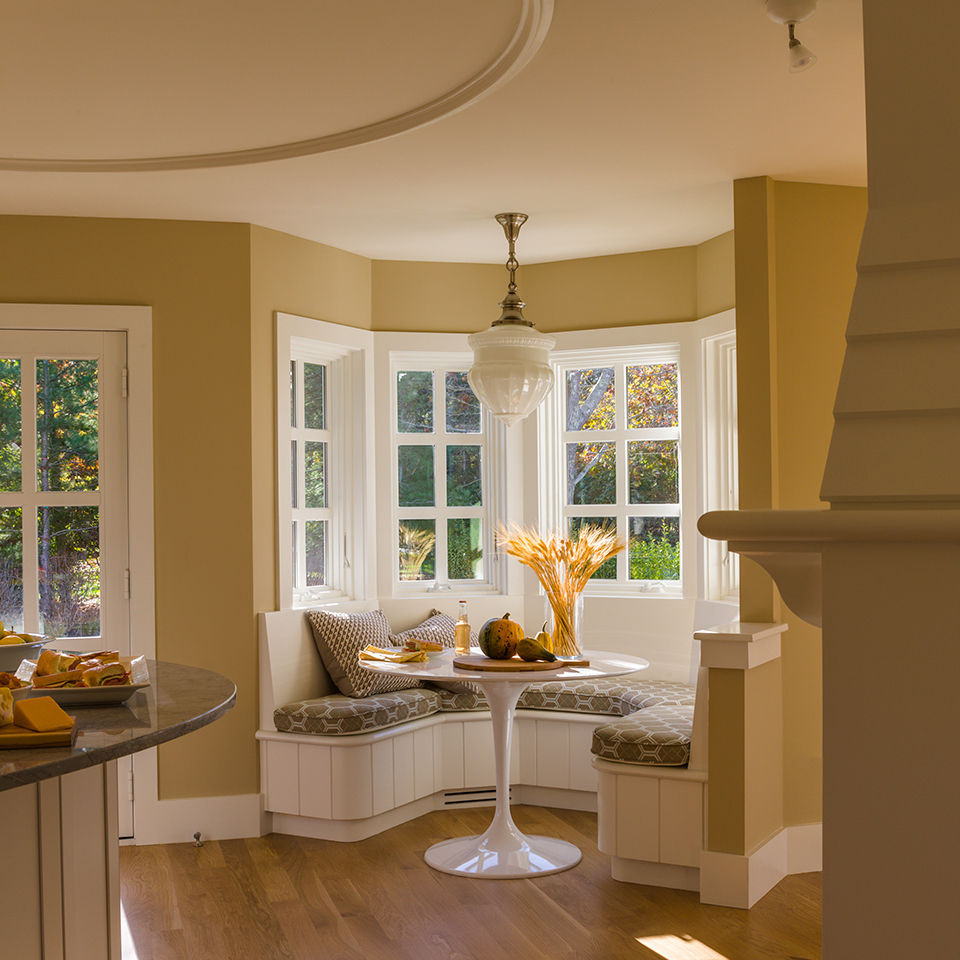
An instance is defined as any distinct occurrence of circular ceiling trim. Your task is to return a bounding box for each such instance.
[0,0,553,173]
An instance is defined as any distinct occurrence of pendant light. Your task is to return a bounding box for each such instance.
[467,213,556,426]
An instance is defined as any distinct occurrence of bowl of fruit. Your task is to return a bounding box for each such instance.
[0,624,54,673]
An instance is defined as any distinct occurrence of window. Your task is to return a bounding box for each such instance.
[701,328,738,600]
[390,356,503,592]
[277,314,372,608]
[289,356,331,597]
[541,342,683,594]
[0,329,130,645]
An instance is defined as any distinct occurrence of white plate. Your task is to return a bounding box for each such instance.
[14,655,150,706]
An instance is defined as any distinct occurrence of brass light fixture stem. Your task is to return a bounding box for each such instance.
[493,212,533,327]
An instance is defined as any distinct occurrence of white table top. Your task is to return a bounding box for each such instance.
[359,648,649,683]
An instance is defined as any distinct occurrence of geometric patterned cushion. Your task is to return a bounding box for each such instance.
[590,703,694,766]
[430,676,694,717]
[432,685,489,712]
[396,610,482,696]
[517,675,694,716]
[274,688,440,736]
[390,611,457,648]
[306,608,420,698]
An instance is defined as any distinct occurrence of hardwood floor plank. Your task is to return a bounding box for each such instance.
[120,807,822,960]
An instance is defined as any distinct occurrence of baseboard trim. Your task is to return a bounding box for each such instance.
[786,821,823,874]
[128,792,263,846]
[700,822,822,908]
[270,796,438,842]
[611,857,699,891]
[512,785,597,812]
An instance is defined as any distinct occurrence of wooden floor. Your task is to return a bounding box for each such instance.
[119,805,821,960]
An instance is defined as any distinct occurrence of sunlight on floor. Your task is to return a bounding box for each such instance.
[120,900,140,960]
[636,934,730,960]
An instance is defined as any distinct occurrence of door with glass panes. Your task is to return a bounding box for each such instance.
[0,330,132,834]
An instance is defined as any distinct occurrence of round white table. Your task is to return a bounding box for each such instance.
[361,649,649,879]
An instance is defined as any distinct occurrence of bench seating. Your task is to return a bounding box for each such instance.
[258,607,707,889]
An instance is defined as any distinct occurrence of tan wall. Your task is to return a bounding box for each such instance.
[371,260,502,333]
[0,215,256,799]
[696,230,735,319]
[249,226,372,619]
[734,179,867,829]
[372,235,733,333]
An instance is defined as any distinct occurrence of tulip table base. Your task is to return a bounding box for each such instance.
[424,679,582,879]
[358,650,649,881]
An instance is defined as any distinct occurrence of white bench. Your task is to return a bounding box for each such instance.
[257,606,709,892]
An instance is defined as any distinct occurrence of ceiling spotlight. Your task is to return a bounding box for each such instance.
[765,0,818,72]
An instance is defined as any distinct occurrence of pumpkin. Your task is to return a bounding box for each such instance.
[477,613,524,660]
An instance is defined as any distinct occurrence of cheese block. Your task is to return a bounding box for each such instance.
[0,687,12,726]
[13,696,74,732]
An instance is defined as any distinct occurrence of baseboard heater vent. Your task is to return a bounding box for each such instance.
[442,787,506,806]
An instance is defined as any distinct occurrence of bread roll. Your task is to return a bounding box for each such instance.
[0,687,12,726]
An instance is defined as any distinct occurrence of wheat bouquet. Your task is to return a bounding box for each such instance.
[497,524,624,657]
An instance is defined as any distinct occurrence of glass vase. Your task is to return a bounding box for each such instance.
[544,592,584,658]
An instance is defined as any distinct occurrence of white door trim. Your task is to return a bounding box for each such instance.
[0,303,156,841]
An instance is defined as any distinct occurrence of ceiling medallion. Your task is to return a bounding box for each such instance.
[0,0,553,173]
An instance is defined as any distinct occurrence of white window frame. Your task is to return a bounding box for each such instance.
[540,339,685,597]
[385,348,507,597]
[700,325,739,601]
[276,313,374,609]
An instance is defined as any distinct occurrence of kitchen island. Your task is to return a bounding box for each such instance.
[0,660,236,960]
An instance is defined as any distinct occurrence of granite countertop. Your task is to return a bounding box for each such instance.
[0,660,236,791]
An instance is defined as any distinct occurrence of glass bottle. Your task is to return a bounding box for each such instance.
[454,600,471,655]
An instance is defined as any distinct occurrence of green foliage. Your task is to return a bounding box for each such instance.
[0,358,101,635]
[0,359,21,494]
[447,518,482,580]
[396,371,433,433]
[629,519,681,581]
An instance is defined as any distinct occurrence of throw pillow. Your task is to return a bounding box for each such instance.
[391,608,481,695]
[306,608,420,698]
[389,609,475,648]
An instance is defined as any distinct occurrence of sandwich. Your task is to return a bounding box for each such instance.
[82,662,130,687]
[402,638,444,653]
[35,649,80,676]
[33,669,85,689]
[78,650,120,664]
[0,687,12,726]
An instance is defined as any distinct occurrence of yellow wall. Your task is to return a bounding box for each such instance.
[733,179,867,828]
[371,232,734,333]
[249,226,372,618]
[0,216,732,804]
[0,215,257,798]
[697,230,735,319]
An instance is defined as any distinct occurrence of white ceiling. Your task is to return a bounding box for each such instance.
[0,0,866,263]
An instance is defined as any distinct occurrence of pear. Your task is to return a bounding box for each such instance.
[517,637,557,662]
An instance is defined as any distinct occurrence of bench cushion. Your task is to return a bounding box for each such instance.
[274,688,440,736]
[430,676,694,717]
[518,675,693,716]
[590,703,694,766]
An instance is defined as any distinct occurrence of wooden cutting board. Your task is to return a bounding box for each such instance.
[452,655,590,672]
[0,723,77,748]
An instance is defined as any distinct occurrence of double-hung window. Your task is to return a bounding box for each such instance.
[390,356,502,592]
[277,314,371,608]
[542,344,683,592]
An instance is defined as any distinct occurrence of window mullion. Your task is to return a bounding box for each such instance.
[21,353,40,633]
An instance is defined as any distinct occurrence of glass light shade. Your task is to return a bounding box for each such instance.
[467,321,556,426]
[789,41,817,71]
